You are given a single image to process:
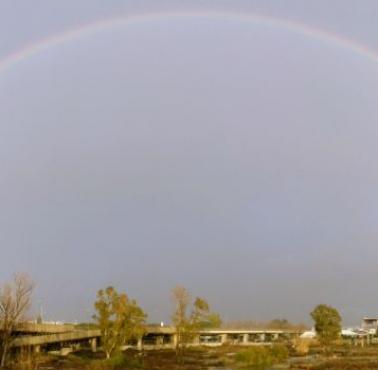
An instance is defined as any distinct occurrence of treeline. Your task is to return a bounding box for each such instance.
[223,318,308,331]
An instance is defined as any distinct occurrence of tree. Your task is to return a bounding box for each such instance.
[268,319,290,329]
[191,297,209,328]
[171,286,221,353]
[191,297,222,329]
[0,274,34,368]
[171,286,191,353]
[93,287,146,359]
[310,304,341,346]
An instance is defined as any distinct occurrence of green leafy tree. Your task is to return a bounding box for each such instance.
[310,304,341,346]
[93,287,146,359]
[205,313,222,328]
[191,297,222,329]
[191,297,209,328]
[171,286,221,353]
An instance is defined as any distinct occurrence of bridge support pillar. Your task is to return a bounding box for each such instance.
[34,345,41,354]
[172,334,178,349]
[156,336,163,348]
[90,338,97,353]
[191,334,200,346]
[137,337,143,351]
[243,334,249,344]
[367,335,371,346]
[221,334,228,345]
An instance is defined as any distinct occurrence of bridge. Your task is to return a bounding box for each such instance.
[10,323,100,355]
[14,322,76,334]
[9,323,302,355]
[142,327,302,349]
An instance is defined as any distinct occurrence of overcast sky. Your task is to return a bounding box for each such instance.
[1,1,378,326]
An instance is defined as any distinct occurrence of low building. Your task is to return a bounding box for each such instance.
[361,318,378,334]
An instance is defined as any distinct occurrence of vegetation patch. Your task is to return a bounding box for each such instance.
[235,345,289,369]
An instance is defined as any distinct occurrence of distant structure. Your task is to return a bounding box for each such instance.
[300,329,316,339]
[361,317,378,334]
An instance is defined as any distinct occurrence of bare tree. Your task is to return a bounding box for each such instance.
[0,274,34,367]
[171,286,191,353]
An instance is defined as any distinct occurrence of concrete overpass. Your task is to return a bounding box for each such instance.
[12,329,100,354]
[9,323,100,355]
[14,322,75,334]
[9,323,302,354]
[141,328,302,349]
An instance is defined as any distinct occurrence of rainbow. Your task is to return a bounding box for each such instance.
[1,10,378,75]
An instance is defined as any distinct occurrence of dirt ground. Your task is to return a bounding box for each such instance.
[10,344,378,370]
[13,348,228,370]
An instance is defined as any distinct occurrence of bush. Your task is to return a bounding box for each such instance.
[236,347,273,369]
[87,353,142,370]
[270,344,289,363]
[235,345,289,369]
[291,338,314,355]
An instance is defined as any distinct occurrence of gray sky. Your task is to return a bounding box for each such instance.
[0,1,378,326]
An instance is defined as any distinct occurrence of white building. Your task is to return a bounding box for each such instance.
[361,317,378,334]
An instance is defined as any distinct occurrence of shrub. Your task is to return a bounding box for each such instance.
[235,345,289,369]
[292,338,316,355]
[235,347,273,369]
[270,344,289,363]
[87,353,142,370]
